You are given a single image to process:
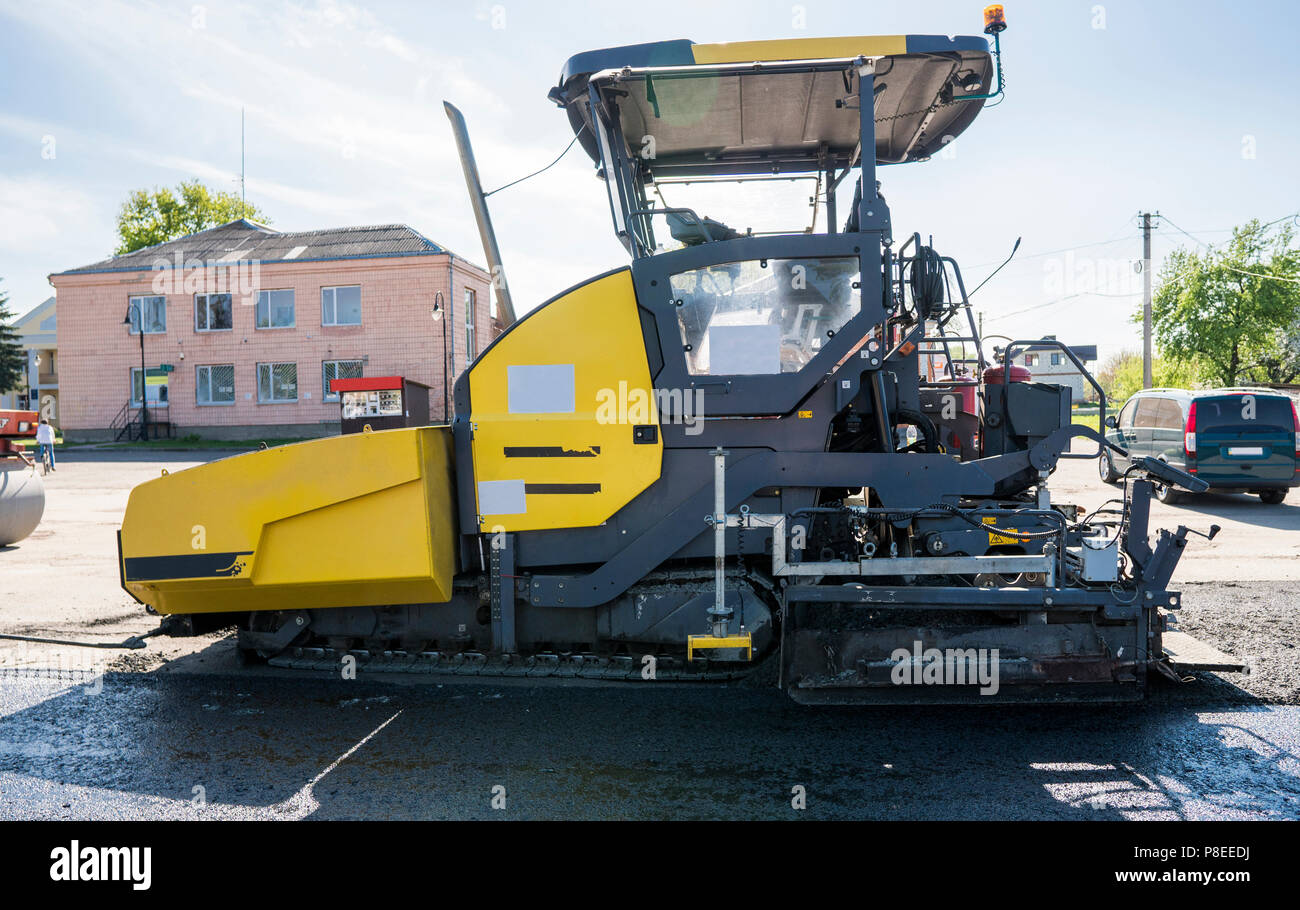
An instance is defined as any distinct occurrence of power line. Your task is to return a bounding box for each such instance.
[988,208,1300,339]
[974,209,1300,326]
[1174,210,1300,235]
[1222,264,1300,285]
[964,222,1138,270]
[966,211,1297,273]
[985,288,1141,323]
[1157,213,1300,285]
[1158,211,1300,248]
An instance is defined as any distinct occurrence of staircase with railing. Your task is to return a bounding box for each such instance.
[109,401,175,442]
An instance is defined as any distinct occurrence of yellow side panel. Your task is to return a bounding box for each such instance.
[119,427,457,614]
[468,269,662,532]
[691,35,908,64]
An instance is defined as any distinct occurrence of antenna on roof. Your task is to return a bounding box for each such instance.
[240,107,246,217]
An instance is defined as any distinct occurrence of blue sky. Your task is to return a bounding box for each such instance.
[2,0,1297,363]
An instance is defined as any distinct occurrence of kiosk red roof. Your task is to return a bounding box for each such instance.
[329,376,404,394]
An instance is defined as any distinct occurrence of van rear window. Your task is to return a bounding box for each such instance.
[1194,395,1293,430]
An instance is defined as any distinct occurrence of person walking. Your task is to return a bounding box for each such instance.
[35,418,56,472]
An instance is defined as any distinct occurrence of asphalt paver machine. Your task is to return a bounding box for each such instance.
[119,10,1243,702]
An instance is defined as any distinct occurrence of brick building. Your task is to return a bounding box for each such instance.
[49,220,496,440]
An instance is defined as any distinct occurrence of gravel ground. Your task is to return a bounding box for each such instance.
[1169,581,1300,704]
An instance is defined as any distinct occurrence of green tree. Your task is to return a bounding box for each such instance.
[1147,219,1300,386]
[1096,349,1205,405]
[0,283,26,397]
[115,179,271,255]
[1249,316,1300,383]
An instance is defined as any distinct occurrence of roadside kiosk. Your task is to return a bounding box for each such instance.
[330,376,432,434]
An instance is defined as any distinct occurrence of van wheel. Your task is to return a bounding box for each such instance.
[1155,483,1183,505]
[1098,450,1119,484]
[1258,490,1287,505]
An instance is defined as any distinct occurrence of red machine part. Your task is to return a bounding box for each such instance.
[983,364,1032,384]
[0,409,38,438]
[0,410,39,461]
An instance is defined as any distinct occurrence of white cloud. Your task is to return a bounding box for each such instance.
[0,175,100,256]
[0,0,578,258]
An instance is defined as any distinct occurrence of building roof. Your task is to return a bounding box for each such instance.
[12,296,56,346]
[1021,337,1098,363]
[51,220,467,277]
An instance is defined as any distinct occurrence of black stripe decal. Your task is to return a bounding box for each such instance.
[117,529,145,604]
[504,446,600,457]
[123,551,254,582]
[524,483,602,494]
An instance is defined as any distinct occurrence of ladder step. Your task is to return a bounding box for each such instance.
[1162,630,1246,673]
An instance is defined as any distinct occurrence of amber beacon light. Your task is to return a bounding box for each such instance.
[983,4,1007,34]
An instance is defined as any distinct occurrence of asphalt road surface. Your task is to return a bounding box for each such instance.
[1,449,1297,820]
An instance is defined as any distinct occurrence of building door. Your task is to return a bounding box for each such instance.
[133,368,170,409]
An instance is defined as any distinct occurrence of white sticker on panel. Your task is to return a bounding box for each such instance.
[507,364,575,414]
[707,324,781,375]
[478,479,527,515]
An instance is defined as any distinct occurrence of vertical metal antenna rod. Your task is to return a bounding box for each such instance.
[710,447,730,637]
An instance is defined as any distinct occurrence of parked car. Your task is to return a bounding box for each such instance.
[1100,387,1300,504]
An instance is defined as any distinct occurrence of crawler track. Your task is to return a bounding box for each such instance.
[267,646,761,681]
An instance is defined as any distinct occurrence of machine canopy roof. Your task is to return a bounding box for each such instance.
[554,35,995,176]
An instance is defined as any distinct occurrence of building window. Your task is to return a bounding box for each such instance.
[257,362,298,403]
[1025,353,1039,367]
[128,295,166,334]
[196,364,236,406]
[255,289,295,329]
[1050,353,1062,366]
[321,285,361,326]
[195,293,234,332]
[465,288,477,362]
[130,368,169,407]
[322,359,363,401]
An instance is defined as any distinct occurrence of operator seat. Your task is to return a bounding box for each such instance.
[666,211,741,245]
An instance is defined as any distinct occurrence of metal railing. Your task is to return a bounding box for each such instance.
[109,401,174,442]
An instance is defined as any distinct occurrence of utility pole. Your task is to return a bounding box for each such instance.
[1140,211,1156,389]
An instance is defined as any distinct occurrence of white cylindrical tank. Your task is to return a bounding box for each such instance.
[0,460,45,546]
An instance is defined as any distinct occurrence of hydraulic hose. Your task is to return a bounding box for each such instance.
[893,407,940,454]
[908,246,946,320]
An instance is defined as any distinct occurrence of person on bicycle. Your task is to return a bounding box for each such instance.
[35,418,56,472]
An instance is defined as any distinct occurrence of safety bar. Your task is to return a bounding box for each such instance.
[1002,338,1107,460]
